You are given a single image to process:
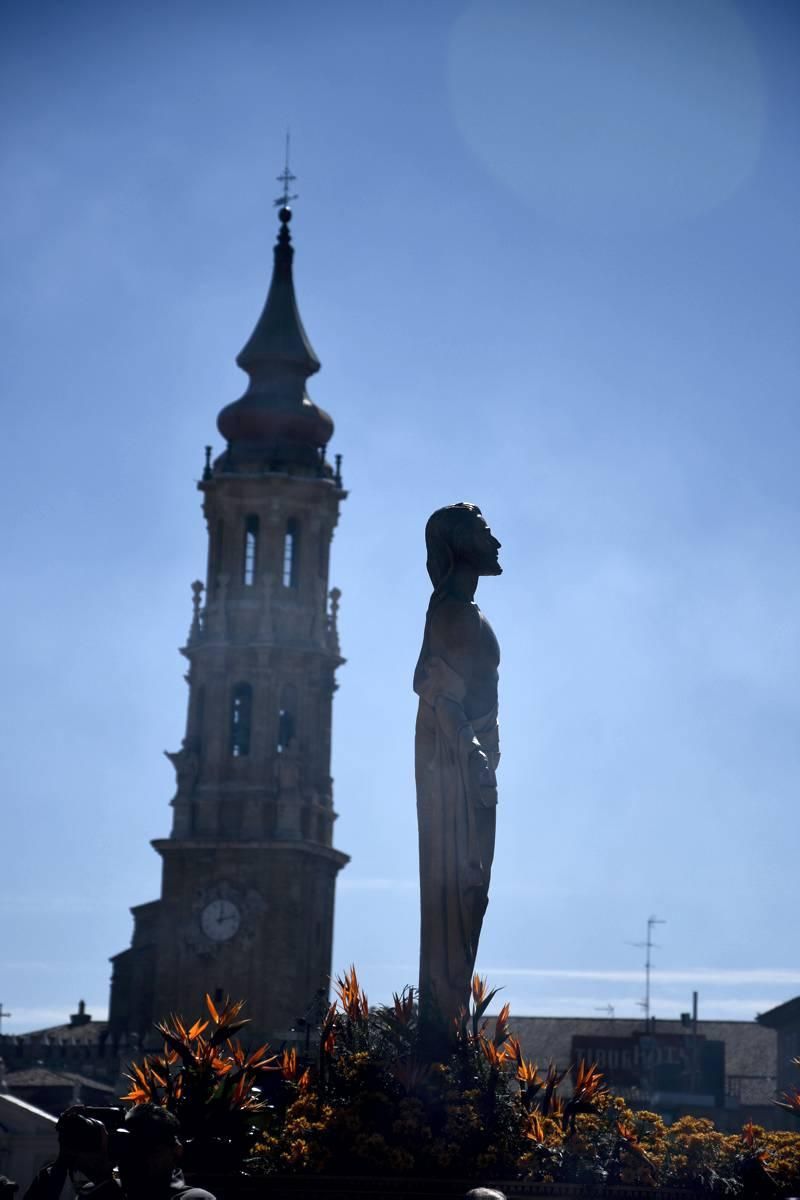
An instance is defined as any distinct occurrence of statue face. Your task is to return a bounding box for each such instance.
[460,511,502,576]
[424,503,503,589]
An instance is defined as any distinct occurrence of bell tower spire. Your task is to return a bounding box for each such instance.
[109,166,349,1046]
[217,158,332,473]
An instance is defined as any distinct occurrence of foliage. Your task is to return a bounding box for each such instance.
[122,994,278,1169]
[248,969,800,1192]
[126,976,800,1192]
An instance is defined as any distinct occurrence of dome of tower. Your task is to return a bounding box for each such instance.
[217,393,334,458]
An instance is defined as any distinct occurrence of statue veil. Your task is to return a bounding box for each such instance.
[414,502,482,686]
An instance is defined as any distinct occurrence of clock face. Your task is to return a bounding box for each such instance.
[200,899,241,943]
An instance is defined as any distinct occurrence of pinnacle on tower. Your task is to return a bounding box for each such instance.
[235,204,320,382]
[216,178,333,471]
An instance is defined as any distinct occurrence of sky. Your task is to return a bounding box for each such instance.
[1,0,799,1035]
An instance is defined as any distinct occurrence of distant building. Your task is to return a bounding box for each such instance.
[1,1068,116,1119]
[759,997,800,1099]
[0,1093,57,1189]
[513,1013,787,1131]
[0,1002,120,1095]
[3,996,799,1134]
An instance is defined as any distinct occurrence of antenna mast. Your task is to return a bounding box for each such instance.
[630,914,666,1024]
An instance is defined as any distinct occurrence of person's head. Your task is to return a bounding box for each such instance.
[117,1103,182,1194]
[464,1190,507,1200]
[56,1106,110,1182]
[424,503,502,592]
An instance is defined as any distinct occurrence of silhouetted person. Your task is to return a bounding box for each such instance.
[24,1104,216,1200]
[116,1106,215,1200]
[23,1107,117,1200]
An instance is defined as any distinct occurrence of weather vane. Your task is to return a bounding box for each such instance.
[275,130,298,209]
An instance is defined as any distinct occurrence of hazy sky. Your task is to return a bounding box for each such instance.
[2,0,799,1035]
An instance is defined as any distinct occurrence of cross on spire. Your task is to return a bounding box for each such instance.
[275,131,298,209]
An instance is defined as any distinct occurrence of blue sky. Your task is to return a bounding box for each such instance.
[2,0,799,1034]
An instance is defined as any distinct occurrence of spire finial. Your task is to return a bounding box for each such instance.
[275,130,298,215]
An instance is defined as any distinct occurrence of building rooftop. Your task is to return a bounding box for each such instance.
[3,1020,108,1046]
[759,996,800,1029]
[512,1014,777,1105]
[4,1067,116,1092]
[0,1091,57,1123]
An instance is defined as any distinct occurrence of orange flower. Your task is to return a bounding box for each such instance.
[335,965,369,1022]
[493,1002,511,1048]
[776,1089,800,1115]
[525,1112,546,1144]
[478,1034,509,1069]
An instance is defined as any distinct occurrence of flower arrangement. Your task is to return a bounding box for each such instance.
[123,973,800,1193]
[121,994,277,1171]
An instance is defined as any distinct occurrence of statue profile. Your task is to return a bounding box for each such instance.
[413,502,502,1049]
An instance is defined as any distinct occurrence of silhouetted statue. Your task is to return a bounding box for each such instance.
[414,502,502,1049]
[165,741,200,800]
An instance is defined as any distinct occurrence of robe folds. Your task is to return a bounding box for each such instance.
[415,653,499,1033]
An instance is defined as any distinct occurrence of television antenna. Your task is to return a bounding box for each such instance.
[628,915,665,1024]
[594,1004,615,1018]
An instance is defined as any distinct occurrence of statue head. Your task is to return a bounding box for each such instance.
[425,502,502,591]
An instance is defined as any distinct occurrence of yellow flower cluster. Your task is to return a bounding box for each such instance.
[252,1056,800,1188]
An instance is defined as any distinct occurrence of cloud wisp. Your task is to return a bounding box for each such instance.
[339,878,418,893]
[485,966,800,986]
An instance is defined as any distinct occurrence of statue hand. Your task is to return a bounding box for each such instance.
[468,743,497,807]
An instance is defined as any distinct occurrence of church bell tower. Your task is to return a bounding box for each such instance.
[109,195,349,1043]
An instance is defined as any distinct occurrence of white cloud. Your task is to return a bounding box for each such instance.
[484,966,800,986]
[339,878,417,893]
[499,993,781,1020]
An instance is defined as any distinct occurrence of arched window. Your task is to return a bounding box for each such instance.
[243,515,259,586]
[230,683,252,757]
[277,708,295,754]
[277,683,297,754]
[282,519,299,588]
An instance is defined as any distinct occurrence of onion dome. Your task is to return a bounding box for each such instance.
[217,205,333,469]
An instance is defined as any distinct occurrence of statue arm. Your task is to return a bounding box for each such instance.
[433,694,494,797]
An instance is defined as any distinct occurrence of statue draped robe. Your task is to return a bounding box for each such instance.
[415,651,499,1035]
